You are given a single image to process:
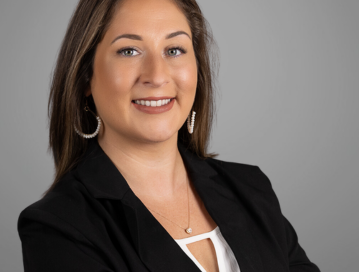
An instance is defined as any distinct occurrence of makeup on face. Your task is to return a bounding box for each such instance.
[90,0,197,143]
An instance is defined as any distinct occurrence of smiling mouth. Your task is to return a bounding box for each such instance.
[132,98,174,107]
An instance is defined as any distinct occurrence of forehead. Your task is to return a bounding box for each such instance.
[106,0,191,40]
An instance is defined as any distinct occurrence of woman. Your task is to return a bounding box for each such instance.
[17,0,321,271]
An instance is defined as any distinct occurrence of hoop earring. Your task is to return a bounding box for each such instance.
[187,110,196,134]
[74,102,101,139]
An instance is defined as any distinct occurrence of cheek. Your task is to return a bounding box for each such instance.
[173,59,198,108]
[94,56,134,96]
[173,59,197,94]
[91,55,138,130]
[92,55,137,107]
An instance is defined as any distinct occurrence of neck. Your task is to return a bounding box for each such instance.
[97,131,188,200]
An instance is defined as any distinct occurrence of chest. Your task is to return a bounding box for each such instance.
[111,176,287,272]
[138,181,221,272]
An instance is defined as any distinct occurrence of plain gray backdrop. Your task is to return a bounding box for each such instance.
[1,1,358,271]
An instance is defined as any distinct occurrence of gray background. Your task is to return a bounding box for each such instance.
[1,0,358,271]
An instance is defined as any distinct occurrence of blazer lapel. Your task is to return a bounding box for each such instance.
[179,143,264,272]
[121,189,202,272]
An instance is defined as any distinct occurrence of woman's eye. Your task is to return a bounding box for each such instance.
[118,48,140,57]
[167,47,185,57]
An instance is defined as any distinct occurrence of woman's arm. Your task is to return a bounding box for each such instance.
[255,166,321,272]
[18,208,115,272]
[282,214,321,272]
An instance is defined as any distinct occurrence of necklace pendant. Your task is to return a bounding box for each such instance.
[185,228,192,234]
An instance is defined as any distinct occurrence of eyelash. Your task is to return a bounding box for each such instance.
[117,46,187,58]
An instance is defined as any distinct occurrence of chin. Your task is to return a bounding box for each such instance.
[129,117,181,143]
[138,126,177,144]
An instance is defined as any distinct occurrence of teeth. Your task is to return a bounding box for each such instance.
[134,99,172,107]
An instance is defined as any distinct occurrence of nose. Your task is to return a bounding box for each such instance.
[140,51,169,88]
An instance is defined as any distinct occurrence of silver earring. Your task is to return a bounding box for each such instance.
[74,103,101,139]
[187,110,196,134]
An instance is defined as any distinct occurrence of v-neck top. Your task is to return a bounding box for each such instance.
[174,226,241,272]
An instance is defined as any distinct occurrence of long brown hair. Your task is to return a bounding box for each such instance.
[44,0,219,197]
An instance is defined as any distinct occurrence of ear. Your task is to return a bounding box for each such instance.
[85,87,92,97]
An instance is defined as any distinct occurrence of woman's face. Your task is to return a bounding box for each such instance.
[88,0,197,145]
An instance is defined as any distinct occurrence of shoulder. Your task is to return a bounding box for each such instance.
[205,157,286,238]
[205,156,274,192]
[17,170,93,239]
[16,170,124,271]
[205,157,321,271]
[202,156,282,215]
[19,170,88,212]
[206,156,259,174]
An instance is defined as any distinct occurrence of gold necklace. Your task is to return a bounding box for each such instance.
[146,176,192,234]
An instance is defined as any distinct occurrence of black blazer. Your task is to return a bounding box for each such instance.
[18,139,320,272]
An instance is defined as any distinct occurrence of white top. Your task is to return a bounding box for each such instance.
[174,226,241,272]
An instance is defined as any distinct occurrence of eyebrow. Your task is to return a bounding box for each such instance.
[111,31,191,44]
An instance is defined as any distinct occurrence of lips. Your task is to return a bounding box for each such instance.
[132,97,175,114]
[132,98,173,107]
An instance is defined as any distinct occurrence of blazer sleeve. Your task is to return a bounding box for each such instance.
[283,215,321,272]
[18,208,115,272]
[256,166,321,272]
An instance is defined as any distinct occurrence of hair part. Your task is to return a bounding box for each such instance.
[44,0,219,197]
